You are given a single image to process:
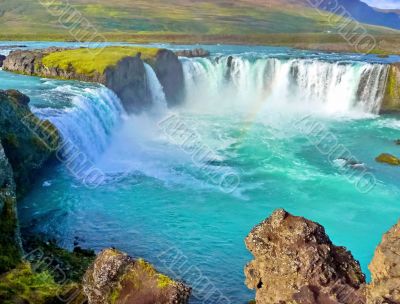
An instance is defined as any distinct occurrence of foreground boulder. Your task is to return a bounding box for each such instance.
[368,220,400,303]
[245,209,366,303]
[83,248,191,304]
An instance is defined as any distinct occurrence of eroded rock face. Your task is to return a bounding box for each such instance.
[245,209,366,304]
[83,248,191,304]
[155,49,185,107]
[368,220,400,304]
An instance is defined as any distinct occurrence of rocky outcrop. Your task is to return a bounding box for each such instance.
[83,248,191,304]
[155,49,185,107]
[105,54,151,113]
[381,63,400,113]
[175,48,210,58]
[245,209,366,304]
[4,47,186,112]
[368,220,400,303]
[0,89,59,273]
[245,210,400,304]
[375,153,400,166]
[0,90,60,193]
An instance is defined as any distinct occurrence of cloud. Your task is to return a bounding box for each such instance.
[360,0,400,9]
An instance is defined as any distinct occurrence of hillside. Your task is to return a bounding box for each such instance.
[0,0,397,37]
[1,0,400,54]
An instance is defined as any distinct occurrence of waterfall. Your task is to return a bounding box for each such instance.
[144,63,168,115]
[35,86,124,162]
[181,57,389,115]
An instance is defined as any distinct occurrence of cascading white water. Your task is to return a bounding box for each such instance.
[144,63,168,115]
[37,86,125,162]
[181,57,389,116]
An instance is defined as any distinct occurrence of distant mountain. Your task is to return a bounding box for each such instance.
[317,0,400,30]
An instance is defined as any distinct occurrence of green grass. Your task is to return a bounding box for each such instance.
[41,46,160,76]
[0,263,63,304]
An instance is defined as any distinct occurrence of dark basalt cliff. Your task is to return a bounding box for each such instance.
[104,54,151,113]
[245,209,400,304]
[3,48,185,113]
[155,49,185,107]
[0,90,59,274]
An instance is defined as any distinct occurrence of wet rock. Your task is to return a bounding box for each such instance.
[382,63,400,113]
[368,219,400,303]
[83,248,191,304]
[375,153,400,166]
[0,55,5,67]
[175,48,210,58]
[0,89,60,193]
[105,55,151,113]
[154,49,185,107]
[244,209,366,304]
[395,139,400,145]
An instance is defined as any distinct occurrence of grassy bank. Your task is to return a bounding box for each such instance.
[41,46,160,77]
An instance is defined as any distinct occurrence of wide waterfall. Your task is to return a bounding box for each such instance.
[181,57,389,115]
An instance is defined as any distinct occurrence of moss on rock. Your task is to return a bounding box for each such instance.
[83,248,191,304]
[0,262,66,304]
[381,63,400,113]
[0,90,60,194]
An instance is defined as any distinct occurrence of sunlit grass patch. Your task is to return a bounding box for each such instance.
[41,46,160,77]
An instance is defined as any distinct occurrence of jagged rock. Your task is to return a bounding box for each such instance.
[175,48,210,58]
[244,209,366,304]
[105,55,151,113]
[0,89,60,193]
[375,153,400,166]
[368,220,400,304]
[83,248,191,304]
[155,49,185,107]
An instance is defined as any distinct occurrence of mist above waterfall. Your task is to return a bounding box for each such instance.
[181,56,389,117]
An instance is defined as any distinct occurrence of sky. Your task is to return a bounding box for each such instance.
[361,0,400,9]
